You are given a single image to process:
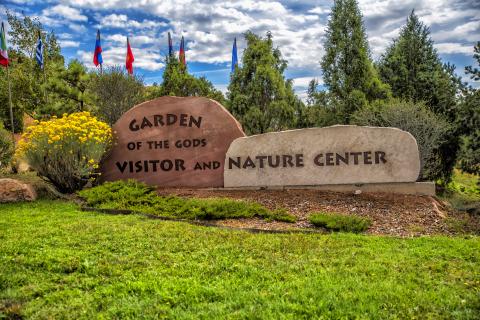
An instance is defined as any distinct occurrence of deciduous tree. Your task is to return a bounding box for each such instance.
[89,66,145,126]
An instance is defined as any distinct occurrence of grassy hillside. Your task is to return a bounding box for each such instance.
[1,200,479,319]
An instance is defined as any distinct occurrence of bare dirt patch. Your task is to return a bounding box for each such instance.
[157,188,480,237]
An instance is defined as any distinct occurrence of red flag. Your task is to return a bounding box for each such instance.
[126,37,134,74]
[179,36,185,66]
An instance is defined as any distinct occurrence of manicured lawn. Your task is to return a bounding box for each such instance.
[1,200,479,319]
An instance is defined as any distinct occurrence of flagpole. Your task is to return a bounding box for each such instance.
[43,65,48,105]
[6,64,14,142]
[100,63,103,75]
[42,38,48,106]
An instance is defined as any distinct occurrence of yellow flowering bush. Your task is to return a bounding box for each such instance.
[16,112,113,193]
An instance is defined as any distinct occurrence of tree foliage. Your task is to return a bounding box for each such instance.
[0,12,63,130]
[377,11,468,182]
[351,100,452,181]
[377,11,462,121]
[465,41,480,81]
[150,55,225,104]
[456,42,480,175]
[89,66,145,126]
[47,60,91,114]
[320,0,390,122]
[227,31,303,134]
[0,11,92,130]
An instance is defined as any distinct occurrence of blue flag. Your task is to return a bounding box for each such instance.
[231,37,238,73]
[35,33,43,69]
[168,32,173,56]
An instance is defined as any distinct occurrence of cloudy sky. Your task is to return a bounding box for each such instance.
[1,0,479,98]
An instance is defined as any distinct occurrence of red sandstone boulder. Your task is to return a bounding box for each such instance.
[0,178,37,202]
[100,96,245,187]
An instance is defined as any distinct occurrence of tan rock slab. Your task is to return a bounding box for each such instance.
[0,178,37,202]
[101,96,245,187]
[224,125,421,188]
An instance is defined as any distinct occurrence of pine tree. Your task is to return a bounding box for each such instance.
[457,42,480,175]
[320,0,390,122]
[154,55,225,104]
[465,41,480,81]
[49,60,91,113]
[378,11,466,182]
[377,11,462,121]
[227,31,302,135]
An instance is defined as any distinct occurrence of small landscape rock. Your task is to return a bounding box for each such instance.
[0,178,37,203]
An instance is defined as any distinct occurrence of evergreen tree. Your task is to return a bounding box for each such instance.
[377,11,462,121]
[457,42,480,175]
[227,31,302,135]
[48,60,91,113]
[465,41,480,81]
[378,11,466,182]
[321,0,390,122]
[154,55,225,104]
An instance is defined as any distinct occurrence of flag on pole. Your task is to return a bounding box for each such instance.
[179,36,186,66]
[231,37,238,73]
[35,32,44,69]
[0,22,8,67]
[168,32,173,56]
[93,29,103,67]
[126,36,134,74]
[1,22,14,140]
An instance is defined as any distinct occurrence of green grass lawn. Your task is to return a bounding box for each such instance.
[1,200,479,319]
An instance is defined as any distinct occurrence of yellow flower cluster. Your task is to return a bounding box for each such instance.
[16,112,113,182]
[17,112,112,156]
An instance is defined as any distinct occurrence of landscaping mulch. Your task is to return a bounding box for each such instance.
[157,188,480,237]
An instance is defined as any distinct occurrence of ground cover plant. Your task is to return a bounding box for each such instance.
[78,180,296,223]
[309,212,372,233]
[441,169,480,214]
[0,200,479,319]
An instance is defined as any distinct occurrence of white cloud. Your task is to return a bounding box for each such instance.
[29,0,479,88]
[69,24,87,33]
[59,40,80,47]
[61,0,479,70]
[292,77,323,88]
[432,20,480,42]
[434,42,475,55]
[42,4,88,22]
[98,14,166,29]
[308,7,330,15]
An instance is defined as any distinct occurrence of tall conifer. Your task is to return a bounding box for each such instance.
[321,0,389,121]
[227,31,302,135]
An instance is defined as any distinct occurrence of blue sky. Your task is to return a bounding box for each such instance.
[1,0,479,99]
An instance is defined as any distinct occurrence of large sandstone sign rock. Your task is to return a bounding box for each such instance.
[224,126,420,188]
[101,96,245,187]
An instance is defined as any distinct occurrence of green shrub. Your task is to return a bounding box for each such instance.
[78,180,296,223]
[16,112,113,193]
[0,123,14,169]
[309,212,371,233]
[351,99,453,181]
